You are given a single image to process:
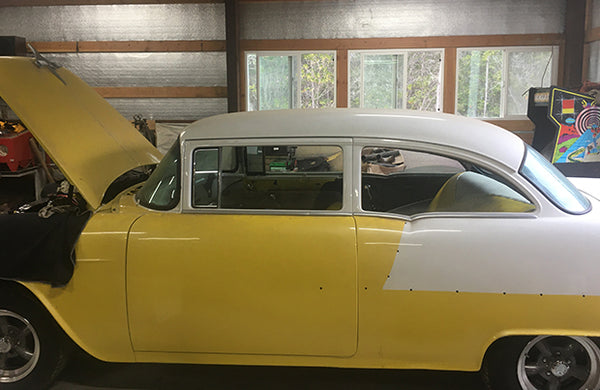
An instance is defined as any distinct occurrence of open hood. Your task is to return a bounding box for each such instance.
[0,57,162,209]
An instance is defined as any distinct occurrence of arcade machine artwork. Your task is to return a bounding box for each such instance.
[550,89,600,163]
[528,86,600,176]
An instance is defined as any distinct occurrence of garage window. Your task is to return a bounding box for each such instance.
[348,49,443,111]
[361,147,534,215]
[192,145,343,210]
[456,46,558,118]
[246,52,336,111]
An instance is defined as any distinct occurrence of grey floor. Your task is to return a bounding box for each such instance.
[50,351,486,390]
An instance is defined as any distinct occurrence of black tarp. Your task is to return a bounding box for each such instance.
[0,211,90,286]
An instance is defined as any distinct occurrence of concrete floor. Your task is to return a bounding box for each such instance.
[50,352,486,390]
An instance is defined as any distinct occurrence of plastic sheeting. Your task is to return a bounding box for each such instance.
[240,0,565,40]
[0,4,225,41]
[156,122,188,154]
[44,53,226,87]
[106,98,227,122]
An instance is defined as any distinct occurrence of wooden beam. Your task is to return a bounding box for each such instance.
[586,27,600,43]
[241,34,564,51]
[336,49,348,108]
[563,0,586,88]
[28,41,77,53]
[557,41,566,86]
[225,0,241,112]
[443,47,456,114]
[485,119,534,132]
[79,40,226,52]
[95,86,227,98]
[585,0,593,33]
[1,0,222,6]
[29,40,226,53]
[239,49,247,110]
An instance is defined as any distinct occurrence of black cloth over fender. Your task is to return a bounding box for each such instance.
[0,211,91,286]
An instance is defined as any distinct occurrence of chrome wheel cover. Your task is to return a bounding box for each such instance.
[0,309,40,383]
[517,335,600,390]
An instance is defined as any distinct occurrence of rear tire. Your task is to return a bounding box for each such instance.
[483,336,600,390]
[0,290,67,390]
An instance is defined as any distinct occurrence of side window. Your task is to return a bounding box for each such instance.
[193,148,219,207]
[192,145,343,210]
[361,147,534,215]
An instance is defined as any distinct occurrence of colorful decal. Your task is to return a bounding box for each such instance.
[562,99,575,114]
[549,89,600,163]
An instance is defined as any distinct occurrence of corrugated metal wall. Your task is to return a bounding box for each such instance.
[0,1,576,121]
[0,4,224,41]
[42,53,226,87]
[240,0,565,40]
[0,4,226,121]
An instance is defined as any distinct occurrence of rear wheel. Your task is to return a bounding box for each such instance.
[484,336,600,390]
[0,292,67,390]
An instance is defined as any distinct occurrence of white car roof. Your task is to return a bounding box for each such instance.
[182,109,526,171]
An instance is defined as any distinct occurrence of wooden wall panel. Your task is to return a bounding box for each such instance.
[30,41,226,53]
[443,47,456,114]
[241,34,563,51]
[95,86,227,98]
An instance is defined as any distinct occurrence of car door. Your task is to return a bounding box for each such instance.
[126,139,358,357]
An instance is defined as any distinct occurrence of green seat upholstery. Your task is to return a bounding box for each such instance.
[428,171,534,213]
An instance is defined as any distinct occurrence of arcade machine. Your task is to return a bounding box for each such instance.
[528,86,600,177]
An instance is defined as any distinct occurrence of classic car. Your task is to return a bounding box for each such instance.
[1,56,600,390]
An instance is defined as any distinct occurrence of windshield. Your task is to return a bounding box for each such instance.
[136,139,180,210]
[520,145,591,214]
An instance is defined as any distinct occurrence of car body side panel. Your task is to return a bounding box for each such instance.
[126,213,358,357]
[384,215,600,296]
[19,196,146,362]
[354,214,600,371]
[14,205,600,371]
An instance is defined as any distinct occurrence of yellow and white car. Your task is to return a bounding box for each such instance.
[1,56,600,390]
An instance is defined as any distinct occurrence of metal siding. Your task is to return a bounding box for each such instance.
[240,0,566,40]
[43,53,226,87]
[0,4,225,41]
[106,98,227,121]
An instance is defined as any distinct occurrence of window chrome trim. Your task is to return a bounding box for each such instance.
[352,137,544,218]
[181,137,353,215]
[354,209,539,222]
[191,147,219,208]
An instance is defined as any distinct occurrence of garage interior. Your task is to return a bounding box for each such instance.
[0,0,599,389]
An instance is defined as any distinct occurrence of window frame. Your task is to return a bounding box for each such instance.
[181,137,353,215]
[455,45,559,120]
[353,138,540,221]
[347,48,445,112]
[245,50,337,111]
